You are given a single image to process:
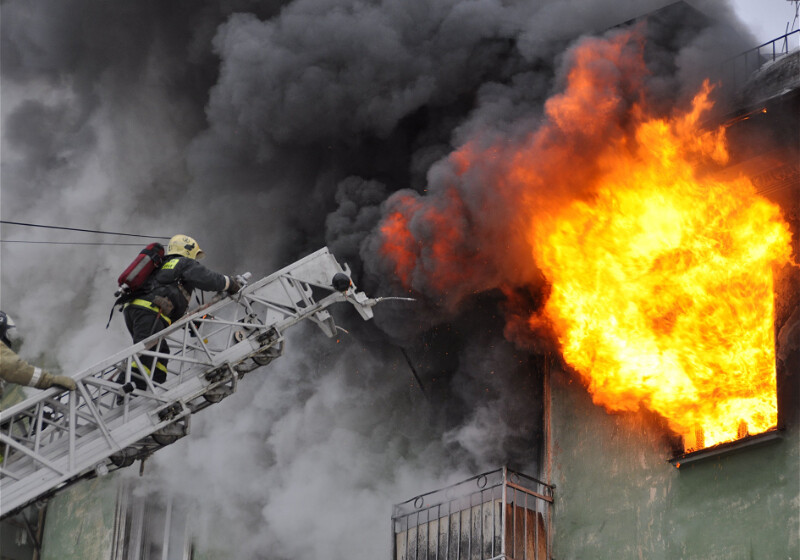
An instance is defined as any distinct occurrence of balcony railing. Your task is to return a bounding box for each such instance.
[392,467,554,560]
[721,29,800,90]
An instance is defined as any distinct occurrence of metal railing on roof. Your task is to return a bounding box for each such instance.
[392,467,554,560]
[721,29,800,90]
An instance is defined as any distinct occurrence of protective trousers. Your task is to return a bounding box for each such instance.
[120,305,170,389]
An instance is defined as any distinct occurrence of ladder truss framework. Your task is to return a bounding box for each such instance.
[0,248,378,517]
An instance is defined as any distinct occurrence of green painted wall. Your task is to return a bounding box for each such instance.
[40,477,118,560]
[550,368,799,559]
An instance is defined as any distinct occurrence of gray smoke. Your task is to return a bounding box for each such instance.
[0,0,756,558]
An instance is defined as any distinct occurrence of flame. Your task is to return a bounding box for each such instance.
[378,30,793,450]
[380,199,420,288]
[530,84,791,448]
[380,189,472,292]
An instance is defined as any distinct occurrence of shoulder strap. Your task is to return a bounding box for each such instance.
[106,292,135,329]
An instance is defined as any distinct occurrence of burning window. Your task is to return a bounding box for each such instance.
[529,88,792,457]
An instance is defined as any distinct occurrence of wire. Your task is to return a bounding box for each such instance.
[0,220,170,240]
[399,347,429,401]
[0,240,148,246]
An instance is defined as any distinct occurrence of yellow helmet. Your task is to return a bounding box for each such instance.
[167,234,205,260]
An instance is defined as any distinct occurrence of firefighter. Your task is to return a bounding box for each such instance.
[0,311,76,394]
[119,234,241,390]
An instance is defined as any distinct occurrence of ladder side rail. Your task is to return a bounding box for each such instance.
[0,433,66,475]
[281,276,315,309]
[74,382,120,452]
[68,394,76,472]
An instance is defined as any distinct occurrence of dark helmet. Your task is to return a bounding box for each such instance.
[0,311,17,348]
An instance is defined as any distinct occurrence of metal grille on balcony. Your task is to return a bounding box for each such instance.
[392,467,554,560]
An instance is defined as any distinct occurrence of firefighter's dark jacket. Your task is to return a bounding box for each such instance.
[136,255,228,322]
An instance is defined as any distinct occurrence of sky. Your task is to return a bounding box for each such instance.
[731,0,798,41]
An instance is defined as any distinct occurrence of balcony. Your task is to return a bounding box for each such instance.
[392,467,554,560]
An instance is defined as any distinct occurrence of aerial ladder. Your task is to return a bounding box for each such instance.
[0,248,392,518]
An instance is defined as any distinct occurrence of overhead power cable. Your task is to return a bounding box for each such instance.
[0,240,148,246]
[0,220,170,240]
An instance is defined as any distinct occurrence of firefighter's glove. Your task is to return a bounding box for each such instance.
[226,276,242,295]
[52,375,77,391]
[37,371,77,391]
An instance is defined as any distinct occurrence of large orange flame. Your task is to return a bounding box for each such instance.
[378,29,793,449]
[530,83,791,448]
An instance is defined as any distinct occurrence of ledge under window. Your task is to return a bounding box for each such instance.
[668,429,783,468]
